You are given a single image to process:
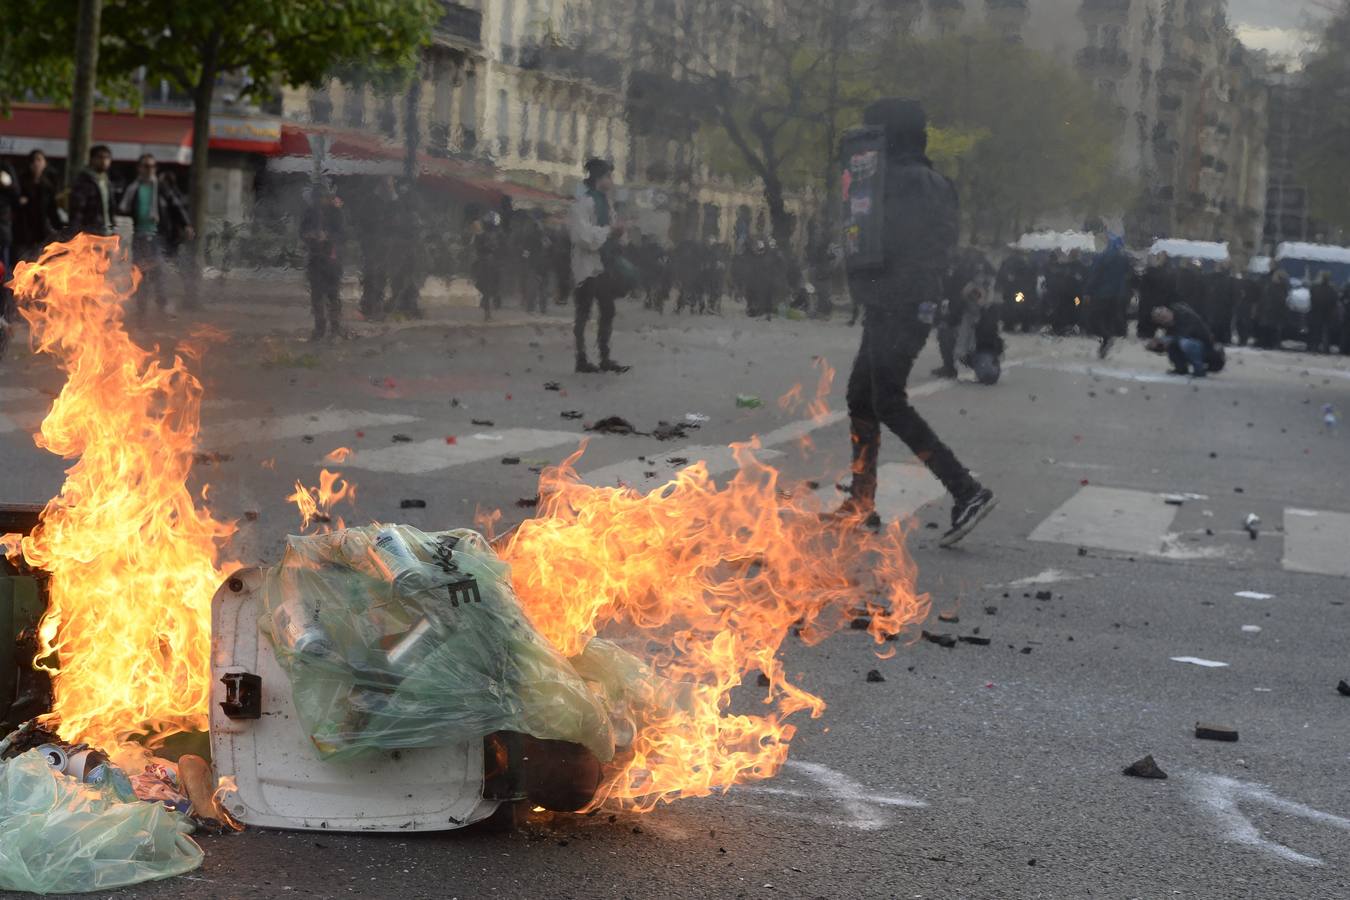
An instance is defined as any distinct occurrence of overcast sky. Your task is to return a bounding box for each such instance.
[1229,0,1333,62]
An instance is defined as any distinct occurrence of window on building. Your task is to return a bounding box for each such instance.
[460,69,478,152]
[520,100,533,157]
[499,0,515,58]
[497,89,510,157]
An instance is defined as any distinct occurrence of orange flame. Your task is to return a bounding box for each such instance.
[501,439,925,810]
[323,446,353,464]
[287,469,356,531]
[0,236,235,748]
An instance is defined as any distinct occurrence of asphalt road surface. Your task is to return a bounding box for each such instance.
[2,284,1349,899]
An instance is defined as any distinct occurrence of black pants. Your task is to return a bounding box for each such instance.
[1307,310,1334,353]
[846,305,977,505]
[1087,294,1125,342]
[308,264,342,335]
[574,274,616,362]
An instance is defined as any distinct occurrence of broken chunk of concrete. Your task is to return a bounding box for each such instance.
[1195,723,1238,742]
[1034,590,1053,601]
[1337,680,1350,697]
[865,669,885,683]
[1122,755,1168,779]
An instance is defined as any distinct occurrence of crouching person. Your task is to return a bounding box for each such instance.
[1150,302,1223,378]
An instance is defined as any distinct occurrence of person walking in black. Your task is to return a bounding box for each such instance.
[1081,233,1131,358]
[299,184,347,341]
[388,179,427,318]
[1206,261,1237,345]
[0,156,21,277]
[471,211,505,321]
[68,145,115,237]
[832,98,996,547]
[569,158,627,373]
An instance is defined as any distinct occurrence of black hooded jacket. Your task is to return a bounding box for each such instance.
[846,99,959,309]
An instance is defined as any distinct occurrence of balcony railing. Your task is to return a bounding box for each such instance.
[435,2,482,49]
[517,41,623,91]
[1076,45,1131,77]
[1079,0,1131,24]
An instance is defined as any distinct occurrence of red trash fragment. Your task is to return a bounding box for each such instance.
[446,436,457,445]
[1080,478,1090,486]
[356,431,365,438]
[506,393,513,401]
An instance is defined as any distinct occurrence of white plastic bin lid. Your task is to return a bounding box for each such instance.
[210,568,499,832]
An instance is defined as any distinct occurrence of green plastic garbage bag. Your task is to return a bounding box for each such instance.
[260,526,615,763]
[0,750,202,894]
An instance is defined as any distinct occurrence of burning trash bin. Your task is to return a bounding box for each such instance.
[210,524,650,831]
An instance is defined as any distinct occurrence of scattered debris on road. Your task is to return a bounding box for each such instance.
[1171,657,1230,668]
[391,433,413,443]
[399,499,427,509]
[922,630,956,648]
[958,635,991,646]
[1337,680,1350,697]
[515,496,539,509]
[735,394,763,409]
[865,669,886,683]
[1122,755,1168,779]
[471,419,495,427]
[192,451,233,465]
[560,410,584,420]
[938,612,960,623]
[587,416,640,435]
[1243,513,1260,540]
[1234,591,1273,600]
[1195,723,1239,742]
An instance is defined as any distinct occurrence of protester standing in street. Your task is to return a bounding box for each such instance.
[1136,251,1175,339]
[299,184,347,341]
[155,166,198,309]
[471,211,505,321]
[1307,271,1338,354]
[357,177,398,321]
[68,145,115,237]
[833,98,996,547]
[1081,232,1131,358]
[0,155,19,277]
[118,154,190,319]
[1255,269,1289,350]
[996,250,1037,333]
[388,179,427,318]
[569,158,628,373]
[13,151,61,262]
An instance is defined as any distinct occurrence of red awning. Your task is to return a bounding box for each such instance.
[0,104,283,162]
[271,122,565,207]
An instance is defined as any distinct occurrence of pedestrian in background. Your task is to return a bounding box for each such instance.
[68,145,115,237]
[832,97,996,547]
[1081,232,1130,358]
[1136,251,1175,340]
[388,179,427,318]
[13,150,61,263]
[156,166,197,308]
[569,157,628,373]
[471,211,504,321]
[1254,269,1289,350]
[0,155,19,277]
[299,184,347,341]
[357,177,398,321]
[1307,271,1338,354]
[118,153,190,319]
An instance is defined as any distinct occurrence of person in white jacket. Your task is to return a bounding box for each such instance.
[569,158,628,373]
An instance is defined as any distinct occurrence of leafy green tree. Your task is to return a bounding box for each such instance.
[102,0,440,237]
[1296,2,1350,231]
[876,31,1132,244]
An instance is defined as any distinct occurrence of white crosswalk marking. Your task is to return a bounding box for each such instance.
[341,428,586,475]
[813,463,946,522]
[200,409,419,448]
[1282,509,1350,577]
[1030,486,1179,556]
